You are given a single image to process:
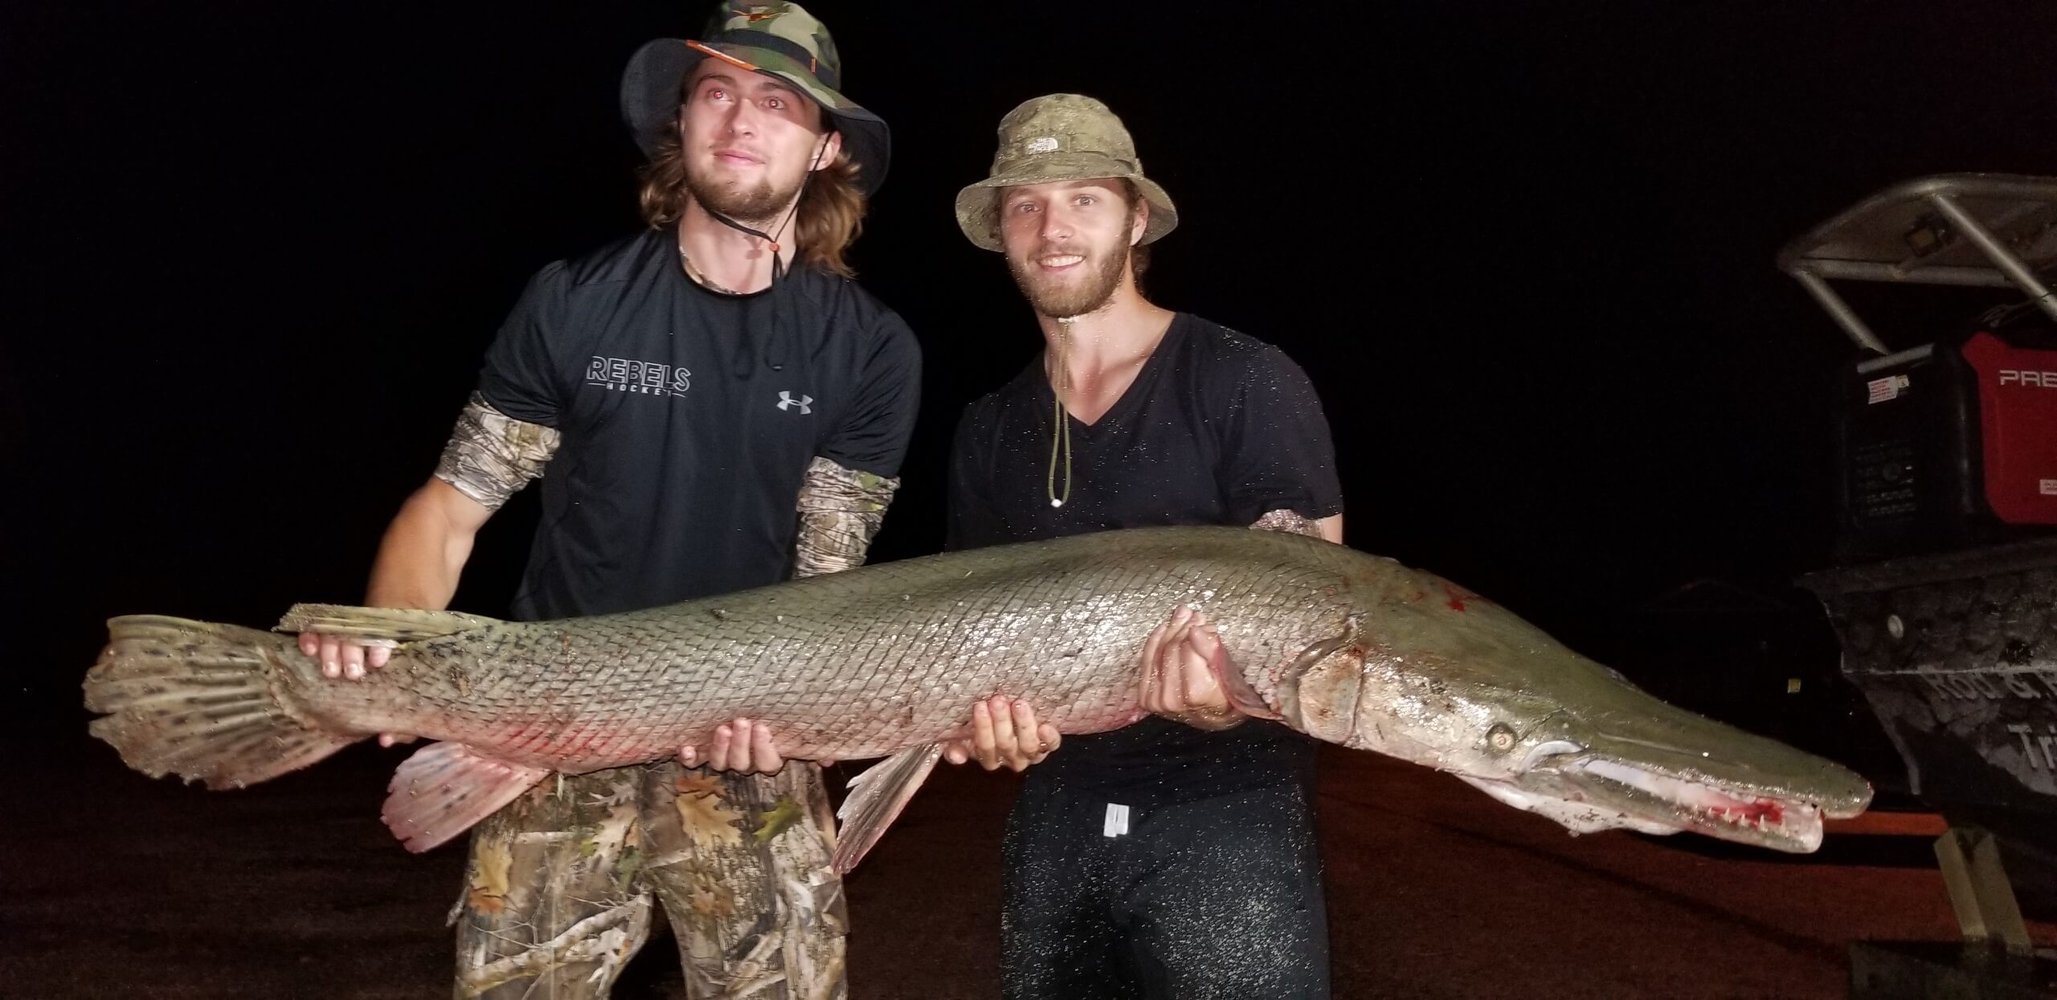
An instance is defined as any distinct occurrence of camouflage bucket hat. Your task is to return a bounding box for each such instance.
[620,2,891,195]
[955,93,1177,253]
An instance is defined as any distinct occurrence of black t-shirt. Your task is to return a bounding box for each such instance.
[475,224,921,621]
[946,312,1344,806]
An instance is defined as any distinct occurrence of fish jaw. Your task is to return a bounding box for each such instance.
[1453,746,1866,853]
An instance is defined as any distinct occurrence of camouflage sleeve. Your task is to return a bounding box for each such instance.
[432,392,562,511]
[793,456,900,579]
[1250,508,1324,538]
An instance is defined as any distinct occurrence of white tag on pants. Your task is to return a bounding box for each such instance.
[1103,803,1130,838]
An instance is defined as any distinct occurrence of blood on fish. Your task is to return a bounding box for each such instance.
[1442,582,1471,612]
[1702,797,1785,827]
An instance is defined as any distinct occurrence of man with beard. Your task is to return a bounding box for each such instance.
[300,5,920,997]
[943,94,1345,999]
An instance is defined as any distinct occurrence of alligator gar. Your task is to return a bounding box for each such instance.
[82,525,1872,872]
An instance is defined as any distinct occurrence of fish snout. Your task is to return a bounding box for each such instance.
[1810,759,1875,818]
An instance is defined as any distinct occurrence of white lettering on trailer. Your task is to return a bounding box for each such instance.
[1997,369,2057,387]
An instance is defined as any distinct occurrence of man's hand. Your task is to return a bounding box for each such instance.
[297,632,414,746]
[1139,605,1246,731]
[299,632,393,680]
[678,718,789,774]
[942,695,1060,771]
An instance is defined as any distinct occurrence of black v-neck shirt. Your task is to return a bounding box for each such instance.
[946,312,1344,805]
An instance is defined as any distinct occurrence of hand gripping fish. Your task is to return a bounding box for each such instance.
[82,525,1872,873]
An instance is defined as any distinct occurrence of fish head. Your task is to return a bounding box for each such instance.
[1271,570,1874,853]
[1429,676,1876,854]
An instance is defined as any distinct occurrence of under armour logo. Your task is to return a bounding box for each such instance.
[776,391,813,414]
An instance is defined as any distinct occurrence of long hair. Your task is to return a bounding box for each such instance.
[636,120,869,279]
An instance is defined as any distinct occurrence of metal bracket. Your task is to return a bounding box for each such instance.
[1933,823,2036,956]
[1776,172,2057,354]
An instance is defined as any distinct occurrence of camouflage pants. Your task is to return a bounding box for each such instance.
[448,758,847,999]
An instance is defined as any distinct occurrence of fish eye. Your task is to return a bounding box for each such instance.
[1486,723,1518,752]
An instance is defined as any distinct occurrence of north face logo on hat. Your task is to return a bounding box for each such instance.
[731,2,785,21]
[1026,136,1059,154]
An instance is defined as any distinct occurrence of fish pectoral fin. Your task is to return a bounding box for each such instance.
[1213,655,1284,722]
[1185,631,1283,722]
[829,742,943,875]
[273,604,504,643]
[380,742,549,853]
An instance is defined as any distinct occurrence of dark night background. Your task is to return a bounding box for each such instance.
[4,1,2054,772]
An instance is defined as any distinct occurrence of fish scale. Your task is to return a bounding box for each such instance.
[337,534,1340,770]
[82,524,1873,871]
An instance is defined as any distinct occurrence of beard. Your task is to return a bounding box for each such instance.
[1007,239,1131,319]
[683,157,807,229]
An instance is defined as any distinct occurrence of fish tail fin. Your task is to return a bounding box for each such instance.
[82,614,358,789]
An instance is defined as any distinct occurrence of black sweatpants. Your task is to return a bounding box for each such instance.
[998,777,1331,1000]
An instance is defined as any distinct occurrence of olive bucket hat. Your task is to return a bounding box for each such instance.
[620,2,891,196]
[955,93,1178,252]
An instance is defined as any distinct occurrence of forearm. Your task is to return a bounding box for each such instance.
[364,480,481,610]
[366,393,547,609]
[793,456,900,578]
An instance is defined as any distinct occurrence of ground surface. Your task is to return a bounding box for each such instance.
[6,721,2054,999]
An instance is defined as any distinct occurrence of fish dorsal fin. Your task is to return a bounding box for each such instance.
[829,743,943,874]
[381,742,550,853]
[274,604,503,644]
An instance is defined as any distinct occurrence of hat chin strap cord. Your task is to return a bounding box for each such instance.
[703,136,830,377]
[1046,316,1076,509]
